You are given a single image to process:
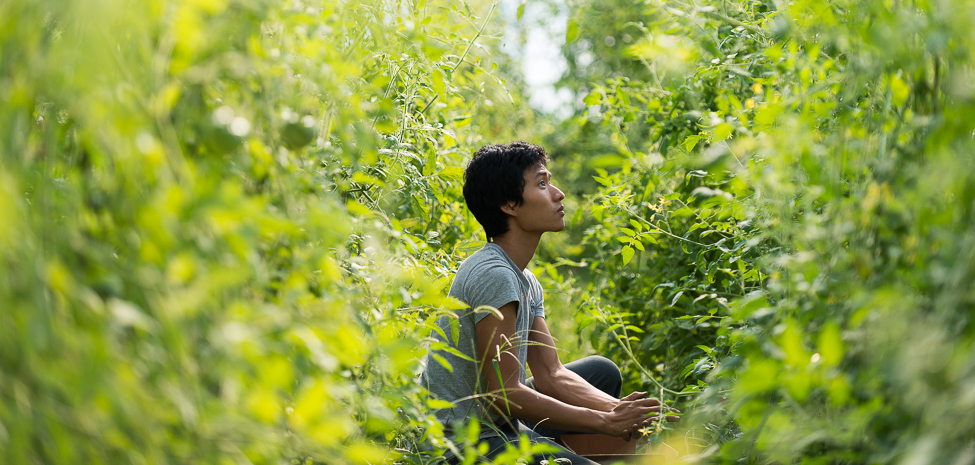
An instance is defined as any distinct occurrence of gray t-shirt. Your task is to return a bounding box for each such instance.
[421,243,545,440]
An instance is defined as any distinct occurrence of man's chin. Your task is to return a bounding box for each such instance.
[539,222,566,234]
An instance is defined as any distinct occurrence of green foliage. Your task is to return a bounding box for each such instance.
[7,0,975,462]
[703,0,975,461]
[547,0,975,462]
[544,0,772,413]
[0,0,536,463]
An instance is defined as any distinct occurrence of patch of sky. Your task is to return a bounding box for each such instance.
[499,0,575,120]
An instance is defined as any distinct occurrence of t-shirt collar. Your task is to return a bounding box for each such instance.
[484,242,530,288]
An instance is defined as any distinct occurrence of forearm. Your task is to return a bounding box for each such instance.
[534,366,618,412]
[491,383,608,434]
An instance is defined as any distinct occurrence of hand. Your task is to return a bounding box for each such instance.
[619,392,680,440]
[604,392,681,441]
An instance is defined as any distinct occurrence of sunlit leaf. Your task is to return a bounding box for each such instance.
[621,246,635,265]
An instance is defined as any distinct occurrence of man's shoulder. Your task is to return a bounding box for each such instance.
[455,244,512,276]
[450,244,523,298]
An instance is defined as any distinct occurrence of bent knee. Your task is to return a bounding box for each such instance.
[586,355,620,375]
[578,355,621,396]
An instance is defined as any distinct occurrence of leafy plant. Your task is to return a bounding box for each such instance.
[542,0,975,462]
[0,0,535,463]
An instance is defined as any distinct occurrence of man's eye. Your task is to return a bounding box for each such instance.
[539,181,547,187]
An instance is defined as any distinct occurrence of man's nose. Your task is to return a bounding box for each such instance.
[553,185,565,201]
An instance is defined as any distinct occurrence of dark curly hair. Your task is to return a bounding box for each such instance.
[463,142,550,240]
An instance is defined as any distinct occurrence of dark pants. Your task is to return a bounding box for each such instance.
[476,355,623,465]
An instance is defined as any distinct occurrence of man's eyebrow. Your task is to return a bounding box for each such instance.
[534,170,551,179]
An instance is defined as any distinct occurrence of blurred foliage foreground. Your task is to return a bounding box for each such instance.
[3,0,975,464]
[0,0,532,463]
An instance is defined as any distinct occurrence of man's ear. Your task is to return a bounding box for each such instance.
[500,202,517,216]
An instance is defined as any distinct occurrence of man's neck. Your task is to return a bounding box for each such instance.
[491,230,541,270]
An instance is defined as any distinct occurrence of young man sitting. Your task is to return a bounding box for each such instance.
[421,142,677,464]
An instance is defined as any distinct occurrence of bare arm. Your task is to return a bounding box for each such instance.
[526,316,680,434]
[525,316,619,412]
[476,302,662,438]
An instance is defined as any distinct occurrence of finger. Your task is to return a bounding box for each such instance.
[622,391,647,401]
[631,398,661,407]
[632,405,663,415]
[626,409,655,420]
[666,415,681,422]
[626,400,662,410]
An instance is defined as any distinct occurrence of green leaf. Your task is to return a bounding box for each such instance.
[440,345,474,362]
[890,74,910,106]
[432,354,453,373]
[352,171,385,187]
[449,318,460,346]
[456,239,485,255]
[437,166,464,180]
[818,322,844,366]
[670,290,684,307]
[428,399,454,409]
[617,89,631,106]
[566,16,580,43]
[733,292,769,318]
[583,91,601,106]
[712,123,733,141]
[621,246,635,265]
[431,68,446,95]
[346,199,372,216]
[427,319,449,342]
[695,345,714,355]
[754,102,782,127]
[424,149,438,175]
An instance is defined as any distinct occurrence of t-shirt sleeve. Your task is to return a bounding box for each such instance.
[463,264,522,324]
[525,269,545,319]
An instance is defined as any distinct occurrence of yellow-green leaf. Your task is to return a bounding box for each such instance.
[621,246,635,265]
